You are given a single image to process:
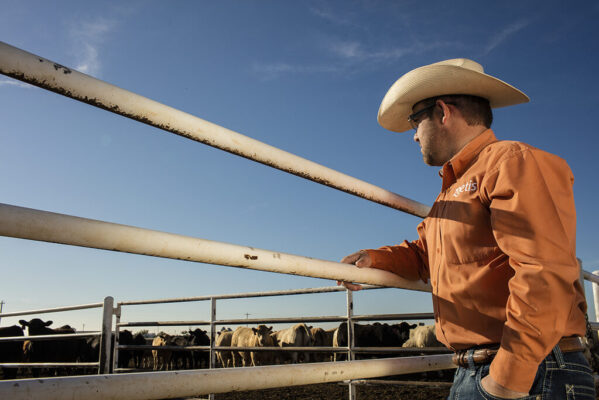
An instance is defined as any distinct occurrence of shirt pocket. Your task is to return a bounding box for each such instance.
[439,196,497,265]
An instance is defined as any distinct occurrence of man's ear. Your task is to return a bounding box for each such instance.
[437,100,452,125]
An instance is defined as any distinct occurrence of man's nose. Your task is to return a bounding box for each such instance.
[413,131,419,143]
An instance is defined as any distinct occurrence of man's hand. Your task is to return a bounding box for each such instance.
[481,374,528,399]
[337,250,373,291]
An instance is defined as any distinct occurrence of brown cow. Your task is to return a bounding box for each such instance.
[272,323,314,364]
[230,325,274,367]
[310,327,335,362]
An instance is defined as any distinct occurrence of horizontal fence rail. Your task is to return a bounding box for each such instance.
[0,332,99,342]
[117,285,382,306]
[0,302,103,318]
[117,345,449,354]
[0,362,99,369]
[0,356,456,400]
[0,203,431,292]
[0,41,430,218]
[117,313,436,327]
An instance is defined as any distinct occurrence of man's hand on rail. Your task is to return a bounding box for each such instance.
[337,250,373,291]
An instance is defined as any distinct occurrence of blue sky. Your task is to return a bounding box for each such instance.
[1,1,598,333]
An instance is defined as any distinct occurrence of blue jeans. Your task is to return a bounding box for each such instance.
[447,345,595,399]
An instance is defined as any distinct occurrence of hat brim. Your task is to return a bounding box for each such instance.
[377,64,530,133]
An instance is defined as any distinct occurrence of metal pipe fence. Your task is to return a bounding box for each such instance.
[0,40,598,400]
[0,203,431,293]
[0,355,457,400]
[0,297,113,374]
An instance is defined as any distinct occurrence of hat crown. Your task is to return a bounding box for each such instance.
[430,58,484,73]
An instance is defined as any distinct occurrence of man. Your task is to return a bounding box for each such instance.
[339,59,594,399]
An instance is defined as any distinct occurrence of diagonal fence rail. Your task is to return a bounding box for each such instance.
[0,202,431,292]
[0,41,430,218]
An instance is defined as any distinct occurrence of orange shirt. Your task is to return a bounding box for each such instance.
[365,129,586,393]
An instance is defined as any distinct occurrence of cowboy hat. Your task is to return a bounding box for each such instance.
[377,58,529,132]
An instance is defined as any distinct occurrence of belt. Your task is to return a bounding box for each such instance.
[452,336,586,368]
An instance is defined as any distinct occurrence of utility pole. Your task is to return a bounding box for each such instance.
[0,300,4,325]
[245,313,250,327]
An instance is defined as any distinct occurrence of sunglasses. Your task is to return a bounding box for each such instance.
[407,103,437,131]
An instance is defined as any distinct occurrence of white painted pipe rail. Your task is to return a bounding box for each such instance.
[0,302,103,318]
[583,270,599,285]
[118,285,379,306]
[0,332,98,342]
[0,41,430,218]
[0,203,431,292]
[0,355,456,400]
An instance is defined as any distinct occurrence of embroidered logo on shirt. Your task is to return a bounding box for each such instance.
[453,179,477,197]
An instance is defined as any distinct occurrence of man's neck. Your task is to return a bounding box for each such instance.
[449,125,488,160]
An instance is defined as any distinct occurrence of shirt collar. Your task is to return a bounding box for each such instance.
[441,129,497,190]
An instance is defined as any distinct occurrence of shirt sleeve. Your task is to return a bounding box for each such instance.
[363,220,430,284]
[481,147,581,393]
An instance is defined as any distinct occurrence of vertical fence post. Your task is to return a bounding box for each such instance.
[346,289,356,400]
[112,304,121,373]
[99,296,114,374]
[209,297,217,400]
[210,297,217,369]
[593,271,599,323]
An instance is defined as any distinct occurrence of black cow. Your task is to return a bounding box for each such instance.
[117,330,135,369]
[0,325,24,379]
[187,329,210,369]
[19,318,84,377]
[333,322,416,361]
[132,332,148,369]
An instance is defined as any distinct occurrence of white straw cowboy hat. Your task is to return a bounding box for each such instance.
[377,58,529,132]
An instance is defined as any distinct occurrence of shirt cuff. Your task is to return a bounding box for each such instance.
[489,347,540,393]
[364,249,392,270]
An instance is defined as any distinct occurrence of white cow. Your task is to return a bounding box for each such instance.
[402,324,444,348]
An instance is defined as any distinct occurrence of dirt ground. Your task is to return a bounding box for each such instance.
[213,382,451,400]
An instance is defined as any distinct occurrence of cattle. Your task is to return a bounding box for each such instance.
[272,323,314,364]
[230,325,275,367]
[168,335,193,370]
[118,330,135,369]
[151,334,171,371]
[81,329,136,370]
[0,325,24,379]
[215,328,234,368]
[19,318,84,377]
[309,327,335,362]
[131,332,148,369]
[333,322,416,361]
[402,324,444,348]
[186,328,210,369]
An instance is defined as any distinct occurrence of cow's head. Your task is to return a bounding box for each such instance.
[189,328,210,345]
[252,325,274,346]
[19,318,53,334]
[392,322,417,343]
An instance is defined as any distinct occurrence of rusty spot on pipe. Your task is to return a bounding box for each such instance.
[244,254,258,260]
[53,63,72,74]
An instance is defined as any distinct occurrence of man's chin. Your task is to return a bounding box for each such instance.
[422,155,443,167]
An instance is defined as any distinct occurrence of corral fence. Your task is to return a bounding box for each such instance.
[0,40,598,400]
